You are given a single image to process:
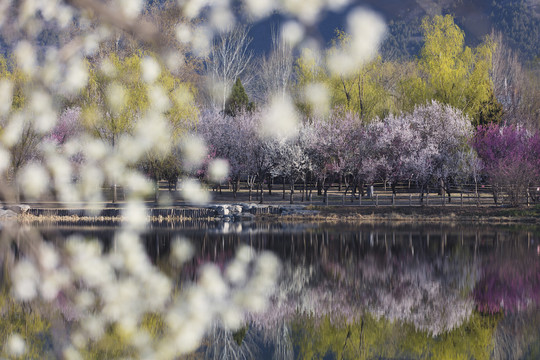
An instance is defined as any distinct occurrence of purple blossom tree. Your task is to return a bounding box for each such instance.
[48,107,82,146]
[472,123,540,205]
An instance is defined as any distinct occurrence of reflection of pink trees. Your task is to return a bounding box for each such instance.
[321,251,477,336]
[366,261,474,336]
[249,263,358,330]
[474,255,540,314]
[250,245,478,337]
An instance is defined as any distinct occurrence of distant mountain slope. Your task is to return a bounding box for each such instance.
[247,0,538,61]
[0,0,537,62]
[375,0,540,60]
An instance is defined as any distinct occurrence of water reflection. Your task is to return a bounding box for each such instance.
[2,221,540,359]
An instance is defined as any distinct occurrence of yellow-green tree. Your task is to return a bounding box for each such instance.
[81,52,198,146]
[404,15,495,124]
[294,47,327,116]
[79,52,198,201]
[326,31,398,121]
[294,33,400,121]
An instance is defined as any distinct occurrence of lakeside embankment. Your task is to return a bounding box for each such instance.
[7,203,540,227]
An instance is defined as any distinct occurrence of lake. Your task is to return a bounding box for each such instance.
[2,220,540,359]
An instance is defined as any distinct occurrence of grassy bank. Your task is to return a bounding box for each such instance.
[272,205,540,225]
[12,204,540,227]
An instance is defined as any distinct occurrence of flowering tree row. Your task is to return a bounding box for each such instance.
[198,100,540,205]
[198,101,481,203]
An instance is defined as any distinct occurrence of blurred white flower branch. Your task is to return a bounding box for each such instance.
[0,0,387,357]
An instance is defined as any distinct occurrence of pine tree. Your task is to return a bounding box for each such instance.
[476,90,504,126]
[224,78,253,117]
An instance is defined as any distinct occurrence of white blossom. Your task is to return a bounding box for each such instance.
[260,94,299,140]
[11,261,39,301]
[175,23,192,44]
[304,82,330,117]
[118,0,143,20]
[64,59,89,94]
[147,85,171,112]
[171,237,194,265]
[106,82,128,114]
[5,334,26,357]
[18,163,50,199]
[0,79,13,116]
[208,158,229,182]
[244,0,274,19]
[180,178,210,205]
[281,21,304,47]
[1,113,25,147]
[0,146,10,173]
[122,201,148,231]
[181,135,207,169]
[141,57,161,84]
[14,41,36,75]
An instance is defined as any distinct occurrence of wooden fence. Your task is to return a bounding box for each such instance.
[71,181,540,208]
[217,180,540,207]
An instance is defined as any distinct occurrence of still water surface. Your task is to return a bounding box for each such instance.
[8,221,540,359]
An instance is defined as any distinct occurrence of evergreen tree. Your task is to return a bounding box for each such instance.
[476,90,504,126]
[224,78,253,117]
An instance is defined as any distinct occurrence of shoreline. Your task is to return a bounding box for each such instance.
[11,204,540,227]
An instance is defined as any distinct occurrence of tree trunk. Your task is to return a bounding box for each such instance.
[259,180,264,204]
[113,183,118,204]
[445,184,452,203]
[302,177,306,202]
[323,186,329,204]
[233,178,240,199]
[289,179,294,204]
[439,178,445,198]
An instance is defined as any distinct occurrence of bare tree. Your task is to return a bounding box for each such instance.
[490,31,524,121]
[258,29,294,103]
[206,25,253,112]
[491,31,540,127]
